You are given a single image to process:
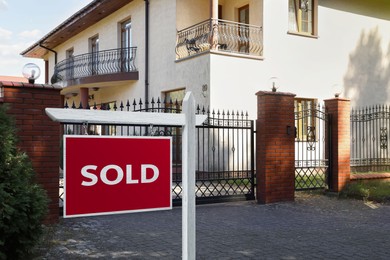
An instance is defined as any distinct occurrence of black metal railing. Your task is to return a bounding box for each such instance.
[176,19,263,59]
[60,97,255,206]
[54,47,137,82]
[351,105,390,173]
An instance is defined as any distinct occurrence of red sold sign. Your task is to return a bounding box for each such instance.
[64,136,172,218]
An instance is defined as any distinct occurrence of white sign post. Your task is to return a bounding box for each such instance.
[182,93,196,260]
[45,92,202,260]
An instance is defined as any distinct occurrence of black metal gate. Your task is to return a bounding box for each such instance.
[59,99,255,206]
[188,110,255,204]
[294,100,331,190]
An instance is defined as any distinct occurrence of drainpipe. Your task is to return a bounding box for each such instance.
[39,42,57,64]
[39,42,58,84]
[145,0,150,109]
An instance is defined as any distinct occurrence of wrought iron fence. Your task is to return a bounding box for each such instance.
[54,47,137,82]
[351,105,390,173]
[60,98,255,206]
[294,101,330,190]
[176,19,263,59]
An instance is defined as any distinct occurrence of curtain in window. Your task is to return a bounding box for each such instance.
[288,0,298,32]
[288,0,313,34]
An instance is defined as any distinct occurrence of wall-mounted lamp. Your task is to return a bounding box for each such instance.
[202,84,208,97]
[92,87,99,91]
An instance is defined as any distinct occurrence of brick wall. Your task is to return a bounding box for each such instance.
[325,98,351,192]
[0,82,62,223]
[256,91,296,203]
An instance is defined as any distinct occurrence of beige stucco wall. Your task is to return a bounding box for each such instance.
[207,0,390,119]
[175,54,211,108]
[46,0,390,114]
[49,0,146,103]
[176,0,210,30]
[149,0,177,99]
[261,0,390,107]
[222,0,262,26]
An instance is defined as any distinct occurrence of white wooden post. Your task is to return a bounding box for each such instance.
[182,92,196,260]
[45,93,206,259]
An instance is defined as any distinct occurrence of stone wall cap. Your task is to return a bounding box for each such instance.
[0,81,62,90]
[324,97,351,102]
[256,90,296,97]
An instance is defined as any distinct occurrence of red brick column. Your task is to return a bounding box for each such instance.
[324,98,351,192]
[0,82,62,223]
[256,91,296,203]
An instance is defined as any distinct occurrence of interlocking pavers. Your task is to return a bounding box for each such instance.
[35,193,390,259]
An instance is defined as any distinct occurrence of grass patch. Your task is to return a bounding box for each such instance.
[340,179,390,203]
[226,178,252,186]
[295,174,326,189]
[351,170,390,175]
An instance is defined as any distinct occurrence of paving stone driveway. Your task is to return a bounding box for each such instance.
[35,193,390,259]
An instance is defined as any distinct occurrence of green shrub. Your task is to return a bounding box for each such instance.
[0,105,48,259]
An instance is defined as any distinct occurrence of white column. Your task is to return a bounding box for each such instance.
[182,92,196,260]
[210,0,219,50]
[210,0,218,19]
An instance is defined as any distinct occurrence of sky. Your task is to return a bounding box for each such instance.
[0,0,93,83]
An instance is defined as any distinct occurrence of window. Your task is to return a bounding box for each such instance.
[120,19,132,72]
[120,19,132,48]
[295,98,317,141]
[66,48,74,80]
[164,88,185,109]
[288,0,317,36]
[89,35,99,75]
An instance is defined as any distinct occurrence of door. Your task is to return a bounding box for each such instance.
[66,48,74,80]
[90,36,99,75]
[120,19,132,72]
[294,99,331,190]
[238,5,249,53]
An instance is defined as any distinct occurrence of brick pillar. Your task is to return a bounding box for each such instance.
[324,98,351,192]
[256,91,296,203]
[0,82,62,223]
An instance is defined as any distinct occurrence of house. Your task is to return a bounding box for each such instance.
[21,0,390,117]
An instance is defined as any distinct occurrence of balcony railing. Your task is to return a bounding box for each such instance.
[53,47,137,82]
[176,19,263,60]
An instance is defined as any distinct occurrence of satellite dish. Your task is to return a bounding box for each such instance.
[22,63,41,84]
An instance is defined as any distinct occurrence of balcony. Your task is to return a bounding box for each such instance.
[176,19,263,60]
[52,47,138,87]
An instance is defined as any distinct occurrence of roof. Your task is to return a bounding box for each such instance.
[21,0,133,58]
[0,76,28,83]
